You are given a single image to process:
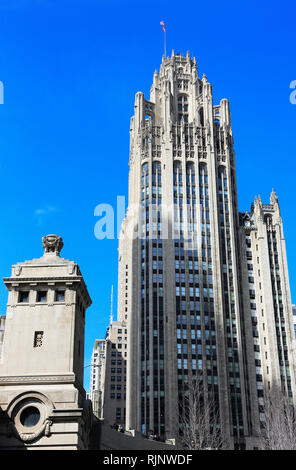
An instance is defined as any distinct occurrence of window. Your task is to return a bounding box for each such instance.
[37,291,47,303]
[55,290,65,302]
[177,95,189,123]
[19,291,29,303]
[20,406,40,428]
[34,331,44,348]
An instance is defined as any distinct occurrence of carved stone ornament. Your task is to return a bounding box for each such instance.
[42,234,64,256]
[9,418,53,442]
[241,211,256,231]
[14,266,22,276]
[68,263,75,275]
[0,374,75,384]
[243,211,251,227]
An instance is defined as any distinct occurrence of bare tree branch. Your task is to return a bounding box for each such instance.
[260,386,296,450]
[178,374,226,450]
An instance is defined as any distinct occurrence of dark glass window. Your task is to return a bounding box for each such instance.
[37,291,47,303]
[20,406,40,428]
[55,290,65,302]
[19,291,29,303]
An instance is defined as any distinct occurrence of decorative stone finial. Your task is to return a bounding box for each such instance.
[270,188,277,202]
[42,234,64,256]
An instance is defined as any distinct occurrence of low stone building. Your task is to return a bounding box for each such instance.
[0,234,96,450]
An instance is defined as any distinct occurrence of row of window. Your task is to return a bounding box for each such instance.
[110,368,126,374]
[18,290,65,303]
[110,393,126,400]
[110,376,126,382]
[111,351,127,357]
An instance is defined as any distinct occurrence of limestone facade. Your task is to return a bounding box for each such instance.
[90,339,106,419]
[0,234,93,450]
[118,52,296,449]
[239,193,296,442]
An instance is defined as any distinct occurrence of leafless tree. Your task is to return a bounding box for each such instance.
[260,387,296,450]
[178,375,226,450]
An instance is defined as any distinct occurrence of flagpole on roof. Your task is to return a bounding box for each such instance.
[160,21,166,57]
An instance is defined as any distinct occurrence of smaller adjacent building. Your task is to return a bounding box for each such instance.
[90,339,106,418]
[239,192,296,441]
[90,319,127,427]
[0,234,95,450]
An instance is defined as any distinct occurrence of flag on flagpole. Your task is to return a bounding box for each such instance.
[160,21,166,33]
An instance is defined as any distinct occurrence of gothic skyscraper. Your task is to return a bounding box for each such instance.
[115,52,296,449]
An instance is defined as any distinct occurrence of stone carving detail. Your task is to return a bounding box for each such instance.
[14,266,22,276]
[0,374,75,384]
[240,210,256,231]
[42,234,64,256]
[34,331,43,348]
[10,418,53,442]
[68,263,75,275]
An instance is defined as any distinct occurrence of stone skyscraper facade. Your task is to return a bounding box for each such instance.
[239,193,296,438]
[90,339,106,419]
[116,52,295,449]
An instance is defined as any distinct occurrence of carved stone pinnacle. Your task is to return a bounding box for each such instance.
[42,234,64,257]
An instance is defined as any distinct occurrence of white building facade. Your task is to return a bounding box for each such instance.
[0,235,93,450]
[117,52,296,449]
[90,339,106,419]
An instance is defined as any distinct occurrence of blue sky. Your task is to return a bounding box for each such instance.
[0,0,295,391]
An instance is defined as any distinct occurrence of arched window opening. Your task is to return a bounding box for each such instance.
[173,161,182,184]
[177,95,188,124]
[264,215,273,229]
[199,107,204,127]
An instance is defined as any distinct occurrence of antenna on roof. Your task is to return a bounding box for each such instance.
[110,285,113,324]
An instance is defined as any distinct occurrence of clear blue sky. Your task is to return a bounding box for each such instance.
[0,0,295,391]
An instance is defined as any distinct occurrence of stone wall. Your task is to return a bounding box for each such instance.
[98,420,176,450]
